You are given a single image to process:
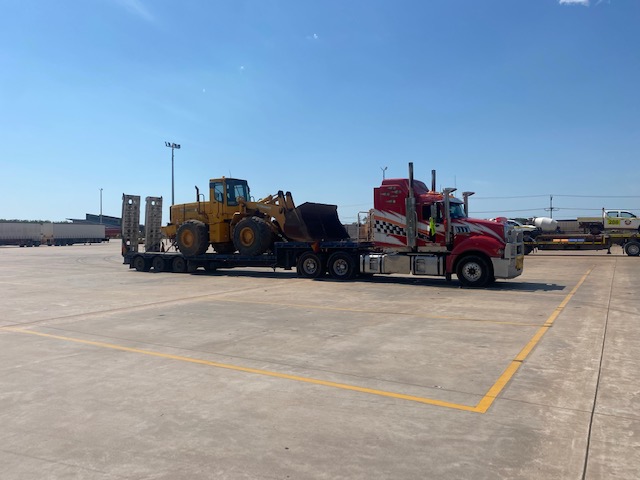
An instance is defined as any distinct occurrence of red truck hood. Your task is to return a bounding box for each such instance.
[453,218,506,244]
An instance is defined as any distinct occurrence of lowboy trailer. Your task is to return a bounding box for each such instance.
[122,164,525,287]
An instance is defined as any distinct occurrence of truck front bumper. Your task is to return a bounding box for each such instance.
[492,254,524,280]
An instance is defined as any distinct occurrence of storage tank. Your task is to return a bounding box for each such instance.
[532,217,558,232]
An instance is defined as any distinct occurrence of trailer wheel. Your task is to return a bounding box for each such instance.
[233,217,273,256]
[133,255,150,272]
[152,256,166,272]
[177,220,209,256]
[624,241,640,256]
[456,255,491,288]
[296,252,324,278]
[172,256,187,273]
[327,252,356,280]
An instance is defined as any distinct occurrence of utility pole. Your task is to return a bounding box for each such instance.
[165,141,181,205]
[99,188,103,224]
[544,194,558,218]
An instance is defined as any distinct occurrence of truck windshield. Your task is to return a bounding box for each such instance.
[450,201,466,219]
[226,179,250,206]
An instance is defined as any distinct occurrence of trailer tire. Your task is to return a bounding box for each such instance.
[172,256,187,273]
[456,255,491,288]
[624,241,640,256]
[233,217,272,256]
[327,252,356,280]
[133,255,150,272]
[296,252,325,278]
[152,256,166,272]
[177,220,209,256]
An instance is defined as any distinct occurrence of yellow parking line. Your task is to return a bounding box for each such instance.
[1,327,477,412]
[474,267,593,413]
[1,268,592,413]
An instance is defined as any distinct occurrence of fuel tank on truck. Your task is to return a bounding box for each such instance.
[283,202,349,242]
[533,217,558,232]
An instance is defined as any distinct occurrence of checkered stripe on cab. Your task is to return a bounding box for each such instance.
[375,220,406,237]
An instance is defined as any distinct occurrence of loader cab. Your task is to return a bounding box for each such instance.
[210,178,250,208]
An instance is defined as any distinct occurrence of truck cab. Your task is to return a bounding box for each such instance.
[371,173,524,286]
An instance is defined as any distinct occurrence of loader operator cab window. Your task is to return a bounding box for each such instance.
[212,182,224,203]
[225,179,250,207]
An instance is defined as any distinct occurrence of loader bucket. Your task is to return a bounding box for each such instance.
[283,202,350,242]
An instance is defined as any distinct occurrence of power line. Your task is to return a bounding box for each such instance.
[474,194,640,200]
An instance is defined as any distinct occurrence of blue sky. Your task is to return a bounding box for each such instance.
[1,0,638,223]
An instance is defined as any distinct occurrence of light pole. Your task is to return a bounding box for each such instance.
[381,166,388,181]
[99,188,103,224]
[165,141,181,205]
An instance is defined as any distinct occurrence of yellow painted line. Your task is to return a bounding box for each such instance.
[1,268,592,413]
[1,327,477,412]
[474,267,593,413]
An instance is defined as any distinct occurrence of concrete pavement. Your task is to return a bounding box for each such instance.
[0,242,638,479]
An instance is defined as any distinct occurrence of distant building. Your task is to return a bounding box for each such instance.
[68,214,122,238]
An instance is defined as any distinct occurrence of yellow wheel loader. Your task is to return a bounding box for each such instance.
[162,177,348,256]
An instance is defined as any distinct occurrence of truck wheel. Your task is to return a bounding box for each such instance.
[233,217,272,256]
[152,256,166,272]
[172,256,187,273]
[296,252,324,278]
[177,220,209,256]
[327,252,356,280]
[133,255,150,272]
[624,241,640,256]
[456,255,491,288]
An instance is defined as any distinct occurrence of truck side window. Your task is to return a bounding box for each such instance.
[421,205,430,221]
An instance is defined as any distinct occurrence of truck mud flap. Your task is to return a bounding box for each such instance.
[283,202,349,242]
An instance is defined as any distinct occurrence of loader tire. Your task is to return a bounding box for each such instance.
[176,220,209,256]
[233,217,273,256]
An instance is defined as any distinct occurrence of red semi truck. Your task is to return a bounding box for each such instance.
[123,163,524,288]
